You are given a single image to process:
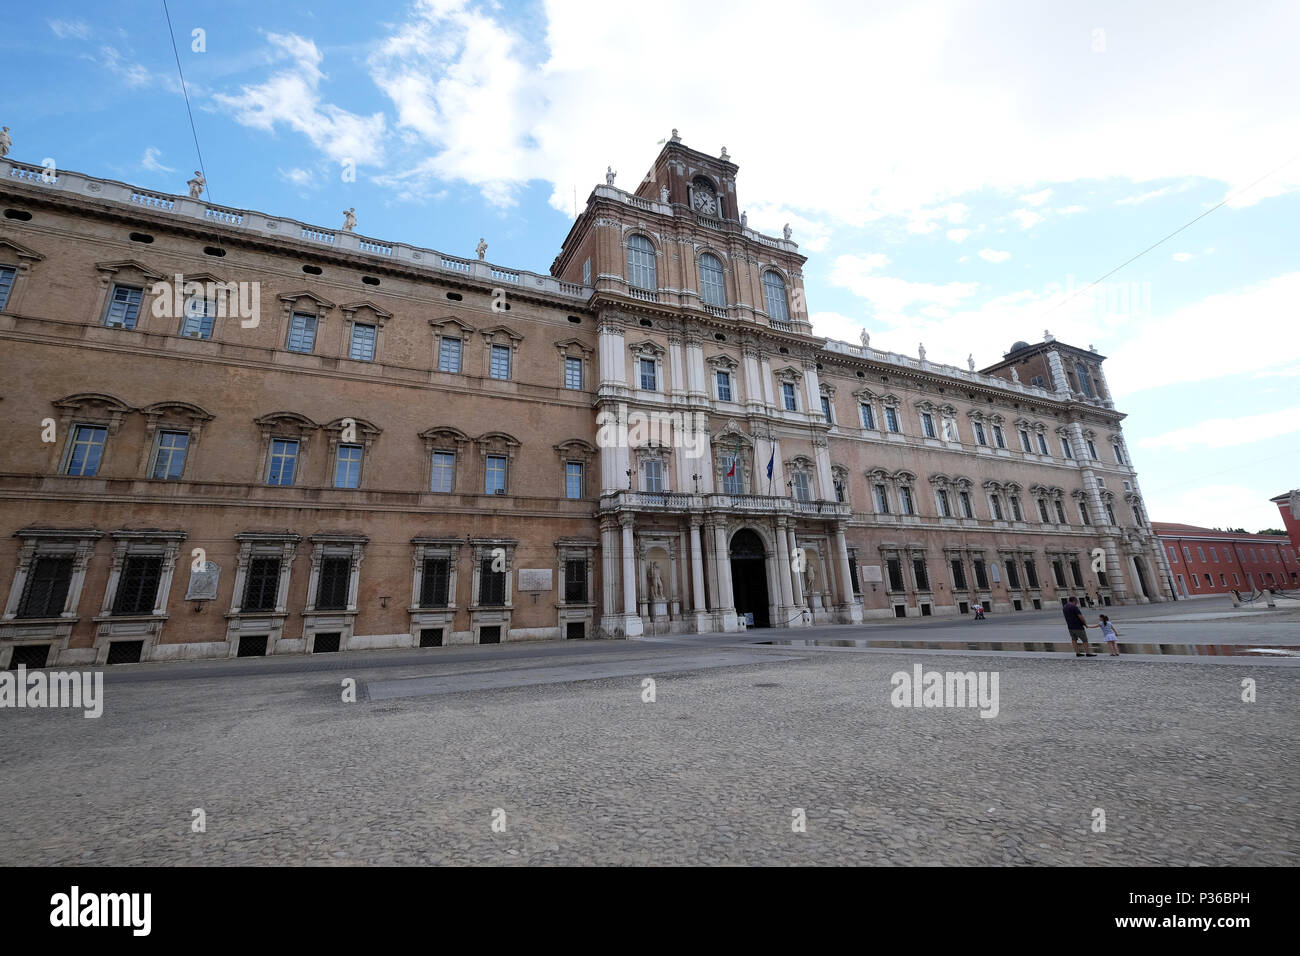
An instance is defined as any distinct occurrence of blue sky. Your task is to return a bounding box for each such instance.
[4,0,1298,530]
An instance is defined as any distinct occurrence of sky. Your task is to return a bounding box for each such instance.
[4,0,1298,532]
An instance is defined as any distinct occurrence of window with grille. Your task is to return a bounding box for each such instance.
[1054,500,1067,524]
[1080,502,1091,525]
[349,323,377,361]
[267,439,298,485]
[485,455,507,494]
[899,486,915,515]
[113,555,162,615]
[489,344,511,380]
[243,557,281,611]
[0,265,15,311]
[874,484,890,513]
[65,424,107,476]
[104,284,144,328]
[912,558,930,591]
[937,489,952,517]
[921,413,936,438]
[959,491,974,518]
[438,336,462,373]
[1062,439,1073,458]
[1019,429,1032,451]
[315,556,351,610]
[1010,496,1023,521]
[1106,503,1117,525]
[626,235,657,290]
[564,559,587,603]
[1052,560,1067,587]
[180,296,217,339]
[287,312,317,352]
[1036,433,1049,455]
[1071,559,1085,587]
[950,559,967,590]
[782,383,797,411]
[420,558,450,607]
[1023,559,1040,588]
[479,559,506,606]
[334,444,362,488]
[1113,443,1125,464]
[1037,498,1051,522]
[973,559,989,589]
[699,253,725,307]
[1087,440,1099,460]
[17,556,73,618]
[1006,559,1021,589]
[993,425,1006,448]
[716,371,732,401]
[564,357,583,389]
[640,358,657,390]
[820,396,832,422]
[762,271,789,322]
[860,404,875,429]
[887,558,904,591]
[990,494,1004,521]
[565,462,584,499]
[151,430,189,480]
[431,452,454,493]
[973,422,987,445]
[885,407,900,432]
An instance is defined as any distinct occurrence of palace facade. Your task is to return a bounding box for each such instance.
[0,137,1173,667]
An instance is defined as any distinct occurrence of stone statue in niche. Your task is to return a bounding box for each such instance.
[342,207,357,231]
[476,237,488,260]
[649,561,665,600]
[805,562,817,593]
[187,170,205,198]
[185,561,221,601]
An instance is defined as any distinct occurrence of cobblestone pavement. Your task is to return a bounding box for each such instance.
[1,601,1296,866]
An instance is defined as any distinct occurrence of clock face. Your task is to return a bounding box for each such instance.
[693,190,717,215]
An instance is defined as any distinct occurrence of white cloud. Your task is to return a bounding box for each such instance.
[1253,364,1300,379]
[48,18,91,40]
[1138,408,1300,451]
[1171,252,1194,262]
[946,228,972,242]
[140,148,175,173]
[213,33,386,167]
[1010,208,1044,229]
[1117,185,1176,205]
[1054,204,1085,215]
[978,248,1011,263]
[278,167,316,187]
[1020,188,1053,206]
[1151,483,1288,532]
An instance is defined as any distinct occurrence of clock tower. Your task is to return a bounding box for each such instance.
[634,136,740,222]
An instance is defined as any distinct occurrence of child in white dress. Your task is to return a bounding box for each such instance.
[1091,614,1120,656]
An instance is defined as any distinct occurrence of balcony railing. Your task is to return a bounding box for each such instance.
[601,490,851,519]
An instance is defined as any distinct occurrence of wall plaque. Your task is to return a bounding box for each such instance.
[518,569,552,592]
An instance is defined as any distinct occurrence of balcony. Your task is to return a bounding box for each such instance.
[600,490,851,519]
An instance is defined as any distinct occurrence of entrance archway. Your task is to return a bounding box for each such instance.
[1133,556,1152,599]
[729,528,770,628]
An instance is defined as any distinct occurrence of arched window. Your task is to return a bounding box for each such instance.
[763,271,789,322]
[1075,361,1093,397]
[699,253,725,307]
[626,235,657,291]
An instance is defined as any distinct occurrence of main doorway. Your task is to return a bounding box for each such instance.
[729,528,770,628]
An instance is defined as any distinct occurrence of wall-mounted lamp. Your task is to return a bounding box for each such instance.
[379,595,391,608]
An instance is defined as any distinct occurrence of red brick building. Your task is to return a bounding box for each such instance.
[1153,522,1298,597]
[1269,490,1300,551]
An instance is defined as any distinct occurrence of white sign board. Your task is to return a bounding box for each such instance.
[185,562,221,600]
[518,569,552,592]
[862,564,884,583]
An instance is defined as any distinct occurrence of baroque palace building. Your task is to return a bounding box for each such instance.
[0,136,1173,667]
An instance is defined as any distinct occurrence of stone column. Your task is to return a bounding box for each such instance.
[788,527,805,607]
[690,520,707,613]
[712,520,737,625]
[835,523,863,622]
[619,514,643,636]
[773,519,795,612]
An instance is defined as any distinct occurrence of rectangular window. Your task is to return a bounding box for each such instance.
[104,284,144,329]
[565,461,584,499]
[348,323,377,361]
[65,424,108,476]
[950,558,967,590]
[1197,546,1206,562]
[912,558,930,591]
[921,413,936,438]
[564,356,583,390]
[0,265,16,311]
[431,452,455,493]
[937,489,952,517]
[1005,558,1021,589]
[316,556,351,610]
[643,459,663,493]
[1019,429,1032,452]
[886,558,905,591]
[860,404,876,429]
[820,395,832,422]
[565,558,588,604]
[478,559,506,606]
[722,456,743,495]
[1037,498,1051,523]
[420,558,450,608]
[1062,439,1074,459]
[1080,502,1091,525]
[1036,433,1050,455]
[973,422,987,445]
[1071,559,1085,588]
[992,425,1006,449]
[792,472,812,502]
[990,494,1004,521]
[1211,548,1218,563]
[943,418,959,442]
[1183,546,1192,561]
[834,480,845,503]
[959,491,974,519]
[490,344,511,380]
[899,486,915,515]
[1233,573,1240,586]
[334,444,363,489]
[1087,440,1099,460]
[286,312,318,353]
[1113,443,1125,464]
[1192,573,1201,588]
[151,430,189,480]
[782,382,797,411]
[716,371,732,401]
[485,455,507,495]
[1052,560,1067,588]
[17,556,73,618]
[1010,496,1023,522]
[438,336,462,373]
[640,358,657,390]
[1023,559,1040,588]
[243,557,281,611]
[180,296,217,339]
[1220,573,1227,586]
[1168,546,1179,563]
[1055,500,1068,524]
[266,439,298,486]
[874,484,890,514]
[973,559,989,590]
[582,258,591,285]
[885,407,900,433]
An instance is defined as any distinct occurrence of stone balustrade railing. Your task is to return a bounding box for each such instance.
[822,338,1062,401]
[2,159,593,303]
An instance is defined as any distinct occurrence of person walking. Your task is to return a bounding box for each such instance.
[972,601,985,620]
[1063,596,1095,657]
[1090,614,1121,656]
